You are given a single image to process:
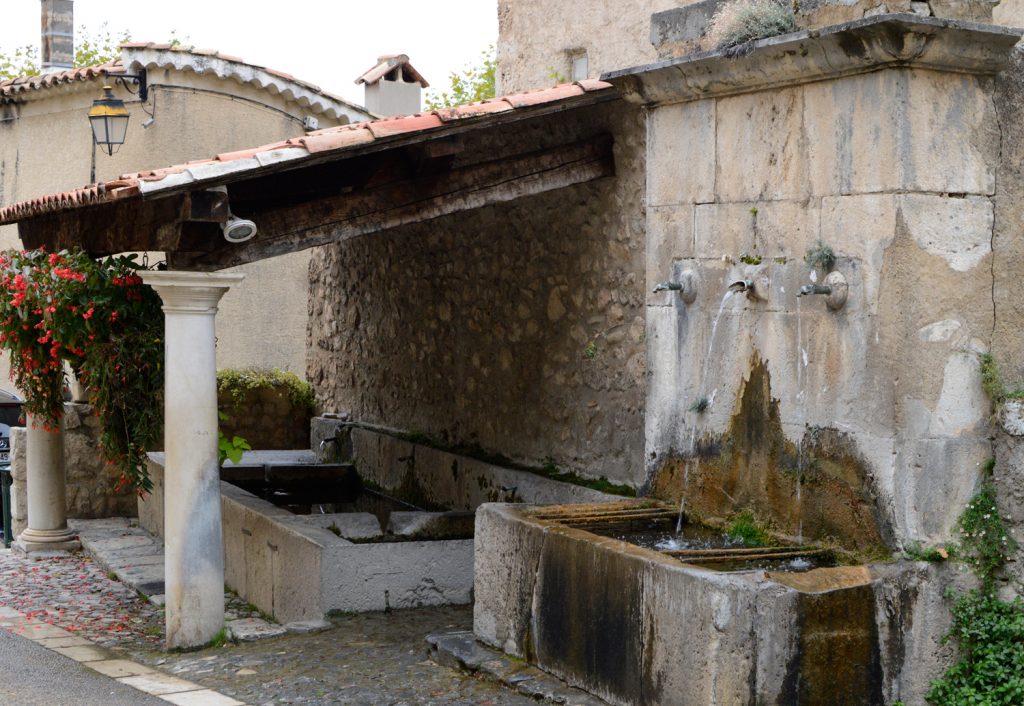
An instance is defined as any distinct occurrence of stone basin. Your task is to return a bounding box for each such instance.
[473,501,954,706]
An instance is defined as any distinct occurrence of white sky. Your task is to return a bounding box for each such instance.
[0,0,498,105]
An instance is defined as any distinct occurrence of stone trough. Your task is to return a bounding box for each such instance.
[473,501,956,706]
[140,451,475,623]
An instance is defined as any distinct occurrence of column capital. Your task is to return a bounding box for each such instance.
[140,271,245,314]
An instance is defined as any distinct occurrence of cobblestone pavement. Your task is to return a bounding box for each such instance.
[0,549,538,705]
[0,549,163,648]
[128,607,539,705]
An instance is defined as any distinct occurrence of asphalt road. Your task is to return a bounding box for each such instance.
[0,628,166,705]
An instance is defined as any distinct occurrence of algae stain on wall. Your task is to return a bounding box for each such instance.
[651,353,890,549]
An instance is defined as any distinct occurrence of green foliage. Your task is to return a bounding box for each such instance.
[0,44,40,81]
[903,542,948,562]
[73,23,130,69]
[218,432,251,466]
[424,45,496,110]
[957,483,1017,592]
[804,240,836,272]
[583,341,598,359]
[979,354,1024,406]
[708,0,796,51]
[740,254,762,265]
[207,627,231,648]
[217,367,315,412]
[0,249,163,493]
[689,397,709,413]
[927,590,1024,705]
[928,479,1022,704]
[726,510,770,546]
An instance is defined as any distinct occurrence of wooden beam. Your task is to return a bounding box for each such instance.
[170,134,615,270]
[19,194,191,255]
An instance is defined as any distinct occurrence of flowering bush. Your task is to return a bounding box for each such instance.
[0,249,163,492]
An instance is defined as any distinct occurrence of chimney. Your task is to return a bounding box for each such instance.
[40,0,74,74]
[355,55,429,117]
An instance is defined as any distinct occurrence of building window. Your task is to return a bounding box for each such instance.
[570,50,589,82]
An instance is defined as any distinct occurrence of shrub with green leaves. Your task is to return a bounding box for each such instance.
[928,479,1023,704]
[927,590,1024,705]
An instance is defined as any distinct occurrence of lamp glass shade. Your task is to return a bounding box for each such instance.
[88,86,130,155]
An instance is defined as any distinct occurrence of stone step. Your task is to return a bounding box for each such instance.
[426,631,609,706]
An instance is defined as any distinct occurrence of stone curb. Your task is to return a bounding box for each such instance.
[426,631,609,706]
[0,604,246,705]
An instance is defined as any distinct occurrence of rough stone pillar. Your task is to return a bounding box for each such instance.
[14,415,78,554]
[141,270,243,650]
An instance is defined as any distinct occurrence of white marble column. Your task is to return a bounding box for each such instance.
[15,415,78,554]
[141,270,243,649]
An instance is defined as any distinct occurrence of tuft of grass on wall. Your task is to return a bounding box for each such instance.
[706,0,797,51]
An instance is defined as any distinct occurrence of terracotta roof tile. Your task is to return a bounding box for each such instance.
[575,78,613,93]
[0,80,615,225]
[433,99,514,122]
[301,127,375,154]
[504,84,585,108]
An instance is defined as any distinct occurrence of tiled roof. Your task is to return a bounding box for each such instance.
[0,61,122,101]
[1,43,370,122]
[0,79,614,226]
[355,54,429,87]
[121,43,369,121]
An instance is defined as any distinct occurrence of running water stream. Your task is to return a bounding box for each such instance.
[676,290,734,533]
[795,295,805,545]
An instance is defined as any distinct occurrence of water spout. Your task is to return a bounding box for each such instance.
[798,284,832,297]
[727,279,753,294]
[653,281,683,293]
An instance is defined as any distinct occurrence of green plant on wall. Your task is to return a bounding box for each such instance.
[804,240,836,273]
[927,464,1023,705]
[217,367,315,412]
[706,0,796,51]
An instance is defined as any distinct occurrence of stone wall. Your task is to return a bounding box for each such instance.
[307,101,648,487]
[10,403,136,537]
[497,0,686,93]
[218,386,311,451]
[629,22,1011,550]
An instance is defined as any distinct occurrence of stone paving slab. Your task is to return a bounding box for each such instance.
[72,518,166,597]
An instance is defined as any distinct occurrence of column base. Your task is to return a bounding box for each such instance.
[14,527,80,555]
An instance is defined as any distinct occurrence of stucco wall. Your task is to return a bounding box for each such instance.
[642,65,1001,548]
[497,0,687,93]
[308,101,647,486]
[0,68,366,380]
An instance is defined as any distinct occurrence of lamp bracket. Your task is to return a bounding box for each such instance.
[103,70,148,103]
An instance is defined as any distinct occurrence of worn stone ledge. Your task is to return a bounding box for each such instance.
[606,14,1022,105]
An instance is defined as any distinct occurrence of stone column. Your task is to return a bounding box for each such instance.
[141,271,244,650]
[14,415,78,554]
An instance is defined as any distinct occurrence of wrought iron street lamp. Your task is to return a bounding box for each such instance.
[87,85,130,156]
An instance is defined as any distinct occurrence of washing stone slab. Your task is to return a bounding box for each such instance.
[74,518,166,596]
[227,617,287,642]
